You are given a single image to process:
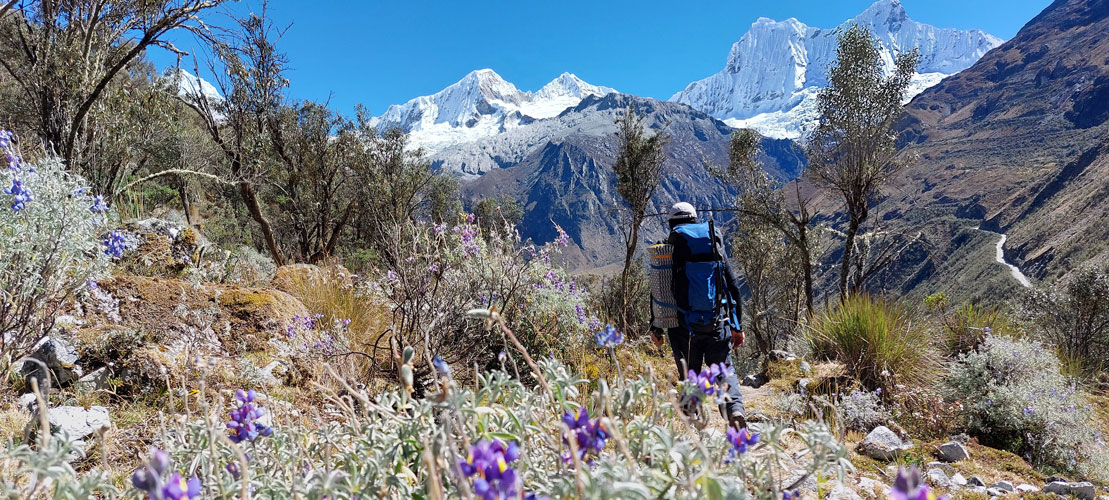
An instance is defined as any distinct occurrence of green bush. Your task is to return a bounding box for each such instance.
[0,145,113,366]
[938,303,1018,356]
[806,295,939,391]
[942,335,1109,480]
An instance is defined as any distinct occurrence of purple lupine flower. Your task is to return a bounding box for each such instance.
[131,449,202,500]
[594,325,624,348]
[458,439,521,500]
[782,491,800,500]
[103,231,127,259]
[5,177,32,211]
[561,407,607,463]
[227,389,272,443]
[432,355,451,376]
[726,426,760,459]
[683,363,732,405]
[892,466,949,500]
[432,223,447,234]
[90,195,108,213]
[554,225,570,247]
[575,305,587,325]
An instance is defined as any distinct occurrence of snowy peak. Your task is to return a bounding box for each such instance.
[536,73,615,100]
[671,0,1004,139]
[164,68,222,103]
[857,0,909,28]
[373,69,616,154]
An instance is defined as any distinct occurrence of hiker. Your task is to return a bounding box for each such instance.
[650,201,747,429]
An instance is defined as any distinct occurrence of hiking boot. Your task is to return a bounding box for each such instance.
[727,411,748,431]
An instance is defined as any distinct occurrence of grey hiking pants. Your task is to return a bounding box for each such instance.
[667,324,745,420]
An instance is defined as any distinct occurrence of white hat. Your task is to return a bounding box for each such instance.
[668,202,697,221]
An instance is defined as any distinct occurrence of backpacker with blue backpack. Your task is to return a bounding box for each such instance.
[669,218,741,335]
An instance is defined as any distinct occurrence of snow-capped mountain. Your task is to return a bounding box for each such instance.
[371,69,615,154]
[671,0,1003,139]
[165,68,223,103]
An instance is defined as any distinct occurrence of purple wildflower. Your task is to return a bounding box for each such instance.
[892,466,949,500]
[5,177,32,211]
[131,449,201,500]
[103,231,127,259]
[458,439,521,500]
[432,355,451,376]
[594,325,624,348]
[726,426,760,459]
[226,389,273,443]
[561,407,607,463]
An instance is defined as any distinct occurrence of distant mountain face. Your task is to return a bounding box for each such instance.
[370,70,616,156]
[462,94,806,269]
[856,0,1109,301]
[671,0,1003,139]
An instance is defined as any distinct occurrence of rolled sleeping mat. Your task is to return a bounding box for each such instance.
[649,243,679,329]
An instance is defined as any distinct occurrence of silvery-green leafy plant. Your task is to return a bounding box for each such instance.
[1,131,114,368]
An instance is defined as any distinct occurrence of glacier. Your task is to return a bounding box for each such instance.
[672,0,1003,139]
[371,69,616,155]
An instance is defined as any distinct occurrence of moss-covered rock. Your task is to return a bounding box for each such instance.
[76,275,308,356]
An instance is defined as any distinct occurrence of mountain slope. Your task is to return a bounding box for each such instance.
[461,94,805,269]
[671,0,1003,139]
[371,70,615,155]
[868,0,1109,299]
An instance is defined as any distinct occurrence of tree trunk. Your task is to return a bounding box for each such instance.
[840,216,861,301]
[796,223,815,316]
[620,219,641,333]
[239,181,285,267]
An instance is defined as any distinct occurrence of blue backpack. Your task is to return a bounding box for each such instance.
[672,222,739,332]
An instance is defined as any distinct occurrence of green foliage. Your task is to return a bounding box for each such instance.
[942,335,1109,480]
[612,106,668,331]
[937,303,1018,356]
[376,218,593,387]
[1020,263,1109,378]
[472,195,524,235]
[0,154,112,365]
[806,295,939,391]
[807,24,921,297]
[2,358,851,499]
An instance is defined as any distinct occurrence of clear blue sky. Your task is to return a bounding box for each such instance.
[150,0,1052,116]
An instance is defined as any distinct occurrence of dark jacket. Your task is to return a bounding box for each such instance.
[668,222,742,329]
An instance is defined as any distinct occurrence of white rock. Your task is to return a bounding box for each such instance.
[952,473,968,487]
[857,425,913,461]
[927,469,953,489]
[1044,481,1095,500]
[1015,484,1039,494]
[75,367,111,393]
[992,481,1015,492]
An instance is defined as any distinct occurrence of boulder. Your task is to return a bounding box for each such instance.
[75,366,111,393]
[1044,481,1095,500]
[968,476,987,487]
[991,481,1014,493]
[826,482,863,500]
[25,405,111,459]
[116,218,207,277]
[926,468,953,489]
[986,487,1008,497]
[927,461,955,474]
[742,374,768,388]
[75,275,308,356]
[17,393,38,414]
[857,426,913,461]
[22,337,83,390]
[1015,484,1039,494]
[937,441,970,462]
[952,473,968,487]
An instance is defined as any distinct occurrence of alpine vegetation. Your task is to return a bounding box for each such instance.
[0,132,114,363]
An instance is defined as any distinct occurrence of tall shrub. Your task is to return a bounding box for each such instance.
[1,132,113,367]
